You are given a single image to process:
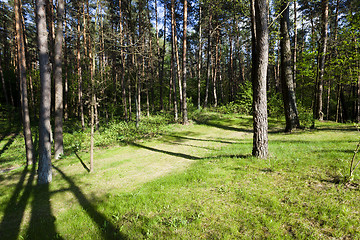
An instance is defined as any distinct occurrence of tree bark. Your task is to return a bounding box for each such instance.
[15,0,34,166]
[293,0,297,90]
[204,14,212,108]
[182,0,188,124]
[36,0,52,184]
[251,0,269,159]
[316,0,329,121]
[171,0,178,121]
[77,5,85,130]
[0,57,9,105]
[280,0,300,132]
[197,5,202,110]
[54,0,64,160]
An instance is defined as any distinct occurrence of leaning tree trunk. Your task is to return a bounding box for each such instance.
[280,0,300,132]
[251,0,269,159]
[15,0,34,166]
[54,0,64,160]
[36,0,52,184]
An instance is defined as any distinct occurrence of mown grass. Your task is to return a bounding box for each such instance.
[0,111,359,239]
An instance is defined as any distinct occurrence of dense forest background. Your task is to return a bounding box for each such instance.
[0,0,360,177]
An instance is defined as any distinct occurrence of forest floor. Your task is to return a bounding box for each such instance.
[0,113,360,239]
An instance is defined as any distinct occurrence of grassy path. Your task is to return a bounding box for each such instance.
[1,114,360,239]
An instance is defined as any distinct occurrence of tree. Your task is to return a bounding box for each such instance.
[182,0,188,124]
[251,0,269,159]
[36,0,52,184]
[15,0,34,166]
[54,0,64,160]
[280,0,300,132]
[315,0,329,121]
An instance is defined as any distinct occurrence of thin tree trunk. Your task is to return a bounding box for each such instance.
[0,57,8,105]
[316,0,329,121]
[293,0,297,90]
[36,0,52,184]
[15,0,34,166]
[280,0,300,132]
[204,15,212,108]
[251,0,269,159]
[173,17,183,113]
[160,3,167,111]
[64,7,68,120]
[197,5,202,110]
[213,30,219,108]
[77,7,85,130]
[171,0,178,121]
[182,0,188,124]
[54,0,64,160]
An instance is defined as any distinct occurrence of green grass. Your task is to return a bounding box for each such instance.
[0,112,360,239]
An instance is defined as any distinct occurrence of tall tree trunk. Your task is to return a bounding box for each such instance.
[280,0,300,132]
[54,0,64,160]
[64,7,68,120]
[293,0,297,90]
[36,0,52,184]
[251,0,269,159]
[171,0,178,121]
[213,30,219,108]
[204,15,212,108]
[160,3,167,111]
[316,0,329,121]
[0,57,8,105]
[15,0,34,166]
[197,5,202,110]
[77,7,85,130]
[119,0,128,120]
[173,16,183,113]
[182,0,188,124]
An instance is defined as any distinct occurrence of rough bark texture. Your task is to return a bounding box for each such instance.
[54,0,64,160]
[36,0,52,184]
[280,0,300,132]
[251,0,268,159]
[15,0,34,166]
[182,0,188,124]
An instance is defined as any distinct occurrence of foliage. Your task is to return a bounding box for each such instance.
[63,114,174,154]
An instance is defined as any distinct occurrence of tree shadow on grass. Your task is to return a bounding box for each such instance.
[128,142,201,160]
[53,165,128,239]
[0,127,21,159]
[194,119,253,133]
[0,164,36,239]
[75,152,90,172]
[164,134,237,144]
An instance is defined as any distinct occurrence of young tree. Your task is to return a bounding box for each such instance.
[251,0,269,159]
[54,0,64,160]
[36,0,52,184]
[280,0,300,132]
[15,0,34,166]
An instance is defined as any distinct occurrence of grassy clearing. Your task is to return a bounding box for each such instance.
[0,112,359,239]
